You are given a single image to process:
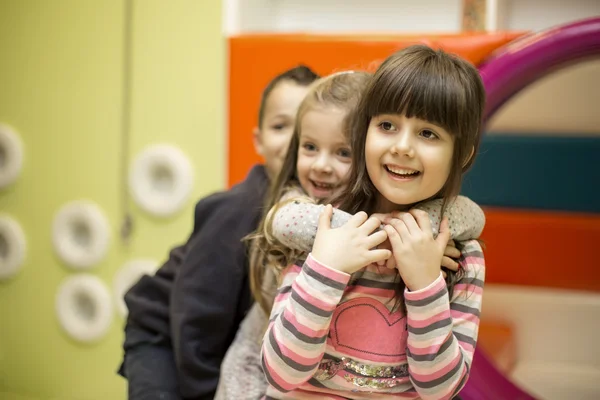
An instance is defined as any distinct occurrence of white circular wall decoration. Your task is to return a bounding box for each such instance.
[129,144,194,217]
[52,201,110,270]
[0,215,26,280]
[0,123,24,189]
[113,259,158,317]
[55,274,113,343]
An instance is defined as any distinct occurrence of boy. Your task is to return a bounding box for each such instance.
[120,65,319,400]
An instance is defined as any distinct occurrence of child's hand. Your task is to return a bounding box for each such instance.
[442,239,460,278]
[312,205,391,275]
[376,212,461,274]
[378,228,461,275]
[383,210,450,291]
[370,213,397,270]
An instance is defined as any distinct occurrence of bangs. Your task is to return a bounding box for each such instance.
[364,47,473,138]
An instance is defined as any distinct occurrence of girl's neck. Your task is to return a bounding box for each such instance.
[375,195,413,214]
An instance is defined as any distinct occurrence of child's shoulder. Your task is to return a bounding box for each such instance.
[460,238,484,252]
[458,239,485,274]
[279,185,310,203]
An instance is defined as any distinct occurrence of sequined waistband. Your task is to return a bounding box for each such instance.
[315,356,408,380]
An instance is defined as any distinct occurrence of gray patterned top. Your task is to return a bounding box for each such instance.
[273,195,485,253]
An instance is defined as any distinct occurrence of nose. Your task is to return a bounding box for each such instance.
[391,129,415,158]
[311,152,333,174]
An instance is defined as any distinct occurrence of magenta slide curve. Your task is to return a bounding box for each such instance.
[460,16,600,400]
[480,16,600,121]
[460,350,536,400]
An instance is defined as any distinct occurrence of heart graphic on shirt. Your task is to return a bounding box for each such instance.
[330,297,408,363]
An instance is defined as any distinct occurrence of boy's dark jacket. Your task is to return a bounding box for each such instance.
[124,165,269,399]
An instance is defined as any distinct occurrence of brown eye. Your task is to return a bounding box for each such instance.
[302,143,317,151]
[379,121,395,131]
[420,129,438,140]
[338,148,351,158]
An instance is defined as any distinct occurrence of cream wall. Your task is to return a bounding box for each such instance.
[223,0,600,34]
[0,1,224,399]
[488,60,600,135]
[224,0,600,135]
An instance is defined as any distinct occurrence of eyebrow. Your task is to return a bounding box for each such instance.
[300,134,350,147]
[266,113,293,120]
[376,114,449,133]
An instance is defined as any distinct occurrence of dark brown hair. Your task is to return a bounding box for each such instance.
[335,45,486,215]
[332,45,486,304]
[258,65,320,128]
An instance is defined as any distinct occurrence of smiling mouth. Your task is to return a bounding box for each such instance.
[310,180,335,191]
[385,165,421,178]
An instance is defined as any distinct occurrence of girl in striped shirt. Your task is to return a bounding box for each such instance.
[216,66,485,400]
[260,45,487,400]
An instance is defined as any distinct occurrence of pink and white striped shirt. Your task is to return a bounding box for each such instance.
[261,240,485,400]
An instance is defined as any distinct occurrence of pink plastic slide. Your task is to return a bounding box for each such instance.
[460,350,536,400]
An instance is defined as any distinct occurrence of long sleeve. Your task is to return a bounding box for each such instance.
[418,196,486,241]
[271,200,352,253]
[272,195,485,253]
[170,214,251,399]
[404,239,485,400]
[123,191,229,341]
[170,166,268,399]
[261,255,350,393]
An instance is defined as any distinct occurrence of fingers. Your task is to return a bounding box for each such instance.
[376,238,396,269]
[365,249,392,265]
[400,213,420,235]
[385,256,397,270]
[447,239,456,248]
[441,256,459,271]
[386,218,410,241]
[443,245,461,259]
[347,211,369,228]
[408,209,433,234]
[436,216,451,251]
[370,213,390,224]
[383,224,403,248]
[366,229,388,249]
[360,216,383,234]
[318,204,333,231]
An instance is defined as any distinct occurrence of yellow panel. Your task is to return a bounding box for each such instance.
[0,0,224,399]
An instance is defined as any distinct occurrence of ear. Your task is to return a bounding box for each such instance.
[252,126,263,156]
[462,146,475,168]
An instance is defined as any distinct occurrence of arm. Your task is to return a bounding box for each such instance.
[415,196,485,241]
[271,201,353,253]
[404,239,485,400]
[170,208,254,400]
[261,255,350,392]
[272,195,485,252]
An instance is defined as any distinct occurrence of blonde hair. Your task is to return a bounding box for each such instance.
[248,71,372,315]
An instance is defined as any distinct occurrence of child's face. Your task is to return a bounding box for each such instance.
[365,114,454,212]
[296,107,352,201]
[254,80,311,179]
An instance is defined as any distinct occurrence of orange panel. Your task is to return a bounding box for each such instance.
[478,321,516,373]
[227,32,526,186]
[481,208,600,292]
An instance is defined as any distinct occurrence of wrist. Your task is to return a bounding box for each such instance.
[308,253,351,277]
[406,271,443,292]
